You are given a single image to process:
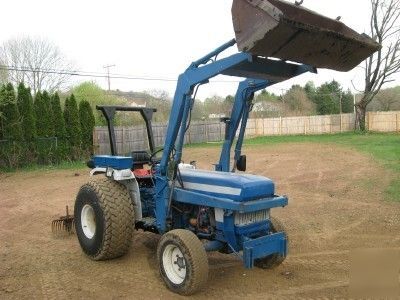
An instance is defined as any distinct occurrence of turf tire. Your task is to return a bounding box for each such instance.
[157,229,208,295]
[74,177,134,260]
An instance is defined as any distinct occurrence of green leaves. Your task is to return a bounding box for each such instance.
[34,91,54,137]
[1,83,23,141]
[17,82,36,141]
[64,94,81,151]
[51,92,67,139]
[79,100,95,155]
[1,83,96,169]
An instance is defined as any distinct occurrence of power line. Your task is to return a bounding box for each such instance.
[0,65,242,84]
[0,65,362,97]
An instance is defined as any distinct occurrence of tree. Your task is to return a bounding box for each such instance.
[51,93,67,138]
[17,83,36,141]
[304,81,316,99]
[42,91,54,136]
[72,81,128,125]
[0,61,7,85]
[0,36,73,94]
[369,87,400,110]
[34,91,53,137]
[64,94,81,150]
[225,95,235,104]
[79,100,95,155]
[204,95,232,118]
[342,90,355,114]
[312,81,353,115]
[281,85,316,116]
[356,0,400,130]
[0,86,5,139]
[0,83,23,141]
[256,90,279,102]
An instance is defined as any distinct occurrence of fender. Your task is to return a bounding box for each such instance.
[89,167,143,221]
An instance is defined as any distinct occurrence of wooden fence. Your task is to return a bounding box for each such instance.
[367,111,400,132]
[94,121,227,155]
[93,111,400,155]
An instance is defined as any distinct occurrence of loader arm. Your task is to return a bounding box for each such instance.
[155,40,316,232]
[217,59,314,173]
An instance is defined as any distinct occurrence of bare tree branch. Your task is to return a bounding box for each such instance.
[356,0,400,130]
[0,36,74,93]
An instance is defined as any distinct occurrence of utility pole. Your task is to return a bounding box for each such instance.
[103,64,115,91]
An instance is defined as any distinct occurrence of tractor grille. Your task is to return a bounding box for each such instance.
[234,209,270,226]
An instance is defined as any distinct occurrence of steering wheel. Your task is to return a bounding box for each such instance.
[149,148,164,164]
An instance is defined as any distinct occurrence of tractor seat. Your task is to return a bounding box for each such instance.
[178,169,275,202]
[131,151,151,168]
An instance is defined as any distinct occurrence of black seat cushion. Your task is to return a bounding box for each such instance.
[131,151,151,165]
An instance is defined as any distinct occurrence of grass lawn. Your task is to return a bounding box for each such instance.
[0,160,87,173]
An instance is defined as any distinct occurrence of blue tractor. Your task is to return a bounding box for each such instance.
[73,0,379,295]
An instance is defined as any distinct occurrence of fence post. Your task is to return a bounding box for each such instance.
[188,126,192,144]
[93,129,99,154]
[204,122,209,142]
[262,118,265,136]
[367,112,371,131]
[121,127,125,154]
[340,113,343,133]
[279,117,283,135]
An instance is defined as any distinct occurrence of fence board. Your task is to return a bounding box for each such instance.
[368,111,399,132]
[93,111,400,155]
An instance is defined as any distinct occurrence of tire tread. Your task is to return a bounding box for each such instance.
[80,177,134,260]
[157,229,208,295]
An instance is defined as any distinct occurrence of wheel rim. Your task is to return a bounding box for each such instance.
[81,204,96,239]
[162,244,187,285]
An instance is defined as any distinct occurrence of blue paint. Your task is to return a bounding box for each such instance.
[173,188,288,213]
[96,40,314,267]
[179,168,275,201]
[242,232,287,268]
[93,155,133,170]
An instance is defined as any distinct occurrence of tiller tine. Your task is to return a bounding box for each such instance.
[51,205,75,236]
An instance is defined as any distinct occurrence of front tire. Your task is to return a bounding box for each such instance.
[74,177,134,260]
[157,229,208,295]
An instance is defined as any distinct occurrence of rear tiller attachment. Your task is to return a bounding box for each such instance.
[51,205,74,236]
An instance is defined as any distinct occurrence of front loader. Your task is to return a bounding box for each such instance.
[72,0,379,295]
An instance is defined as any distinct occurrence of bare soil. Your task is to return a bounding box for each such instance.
[1,143,399,299]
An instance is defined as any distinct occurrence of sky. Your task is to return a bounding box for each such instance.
[0,0,399,99]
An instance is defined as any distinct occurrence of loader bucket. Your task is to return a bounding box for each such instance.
[232,0,380,72]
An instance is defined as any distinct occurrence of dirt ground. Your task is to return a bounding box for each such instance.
[1,143,399,299]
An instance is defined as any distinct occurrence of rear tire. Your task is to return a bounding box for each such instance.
[157,229,208,295]
[74,177,134,260]
[255,217,288,269]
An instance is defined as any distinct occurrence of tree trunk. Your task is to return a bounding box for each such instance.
[355,102,367,131]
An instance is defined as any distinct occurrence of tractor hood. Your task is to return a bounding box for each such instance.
[232,0,380,72]
[179,169,275,202]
